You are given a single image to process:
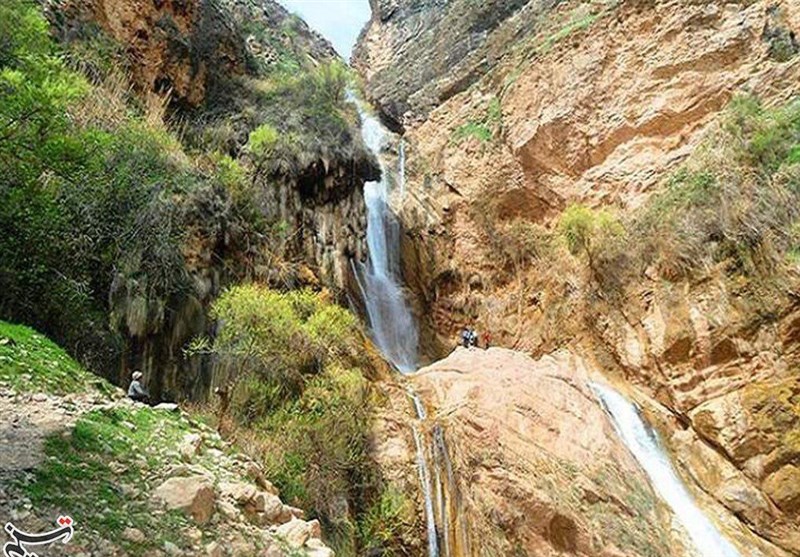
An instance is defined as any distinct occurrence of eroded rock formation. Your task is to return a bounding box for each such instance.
[40,0,378,400]
[356,0,800,554]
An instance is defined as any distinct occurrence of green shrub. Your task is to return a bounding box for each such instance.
[357,487,417,555]
[559,205,623,260]
[259,366,374,553]
[208,285,359,414]
[453,121,493,143]
[0,1,271,373]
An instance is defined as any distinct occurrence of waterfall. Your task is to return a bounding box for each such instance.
[410,391,441,557]
[591,384,741,557]
[350,96,419,373]
[408,389,471,557]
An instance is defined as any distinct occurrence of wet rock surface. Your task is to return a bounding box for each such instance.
[410,348,679,557]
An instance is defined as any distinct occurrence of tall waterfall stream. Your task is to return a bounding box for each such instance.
[350,97,418,374]
[351,94,467,557]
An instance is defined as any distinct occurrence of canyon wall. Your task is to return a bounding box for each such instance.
[356,0,800,554]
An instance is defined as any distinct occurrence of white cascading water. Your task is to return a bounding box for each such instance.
[591,384,741,557]
[410,391,441,557]
[351,97,419,373]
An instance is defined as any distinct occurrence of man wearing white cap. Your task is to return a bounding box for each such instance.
[127,371,149,403]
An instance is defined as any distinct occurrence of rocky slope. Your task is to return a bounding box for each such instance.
[355,0,800,554]
[407,347,789,556]
[0,322,335,557]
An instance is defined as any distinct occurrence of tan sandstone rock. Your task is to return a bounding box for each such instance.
[152,476,215,525]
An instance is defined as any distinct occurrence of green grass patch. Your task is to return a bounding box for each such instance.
[540,12,600,54]
[453,121,493,143]
[0,320,113,395]
[452,97,503,145]
[19,406,197,554]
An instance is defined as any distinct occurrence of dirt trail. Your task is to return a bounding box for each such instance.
[0,388,108,523]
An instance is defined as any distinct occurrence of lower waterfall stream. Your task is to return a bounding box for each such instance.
[592,383,741,557]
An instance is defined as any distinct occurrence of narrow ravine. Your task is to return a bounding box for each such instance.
[592,383,741,557]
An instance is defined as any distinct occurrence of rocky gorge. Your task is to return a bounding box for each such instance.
[1,0,799,556]
[353,0,800,555]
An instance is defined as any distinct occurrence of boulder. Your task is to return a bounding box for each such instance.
[306,537,336,556]
[163,541,182,556]
[305,545,334,557]
[306,519,322,539]
[274,518,311,548]
[259,493,285,524]
[122,527,146,543]
[152,476,215,524]
[763,465,800,516]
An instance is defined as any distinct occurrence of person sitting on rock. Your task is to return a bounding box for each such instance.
[127,371,150,403]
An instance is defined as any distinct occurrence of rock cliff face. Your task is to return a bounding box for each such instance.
[43,0,377,400]
[48,0,335,110]
[356,0,800,554]
[412,348,681,557]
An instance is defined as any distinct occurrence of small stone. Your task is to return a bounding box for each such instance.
[163,541,182,556]
[122,527,146,544]
[218,500,240,520]
[184,527,202,544]
[32,393,47,402]
[205,541,224,557]
[154,403,180,413]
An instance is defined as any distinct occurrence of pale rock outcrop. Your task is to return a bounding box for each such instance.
[274,518,312,548]
[411,348,680,556]
[152,475,216,525]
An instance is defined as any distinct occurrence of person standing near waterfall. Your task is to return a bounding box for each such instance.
[461,327,471,348]
[469,328,479,348]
